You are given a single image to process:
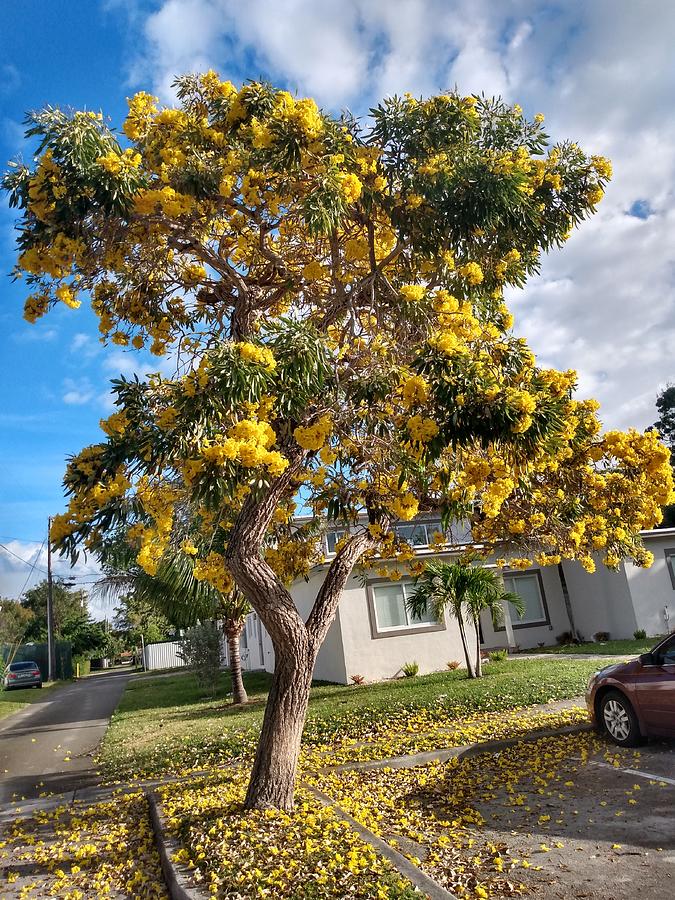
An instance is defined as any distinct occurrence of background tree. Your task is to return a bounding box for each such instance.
[112,594,173,648]
[97,539,251,703]
[407,560,522,677]
[4,77,673,810]
[178,621,223,696]
[0,599,34,655]
[653,384,675,527]
[19,579,109,659]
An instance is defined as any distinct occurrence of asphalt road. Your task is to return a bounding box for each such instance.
[0,670,131,805]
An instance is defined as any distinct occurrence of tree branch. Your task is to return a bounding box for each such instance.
[305,529,376,649]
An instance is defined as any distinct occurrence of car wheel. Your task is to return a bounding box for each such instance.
[37,683,42,688]
[600,690,642,746]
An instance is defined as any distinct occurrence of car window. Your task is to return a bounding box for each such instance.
[659,635,675,664]
[9,661,37,671]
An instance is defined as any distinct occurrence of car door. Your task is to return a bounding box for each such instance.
[633,635,675,736]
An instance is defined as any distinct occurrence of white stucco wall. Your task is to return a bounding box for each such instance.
[337,569,468,682]
[478,565,570,650]
[561,559,637,641]
[625,532,675,637]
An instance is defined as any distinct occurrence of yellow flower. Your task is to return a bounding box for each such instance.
[399,284,426,302]
[55,284,81,309]
[338,173,362,203]
[236,341,276,370]
[458,262,484,285]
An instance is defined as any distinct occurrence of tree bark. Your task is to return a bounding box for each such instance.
[224,620,248,705]
[225,465,378,810]
[474,618,483,678]
[244,637,314,810]
[457,614,475,678]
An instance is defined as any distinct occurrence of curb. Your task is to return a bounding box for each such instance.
[146,790,209,900]
[302,781,456,899]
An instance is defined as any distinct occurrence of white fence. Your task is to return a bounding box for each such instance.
[142,640,187,671]
[141,613,267,672]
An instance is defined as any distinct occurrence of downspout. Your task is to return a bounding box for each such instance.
[557,562,579,642]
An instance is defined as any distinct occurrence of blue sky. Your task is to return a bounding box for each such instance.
[1,0,674,609]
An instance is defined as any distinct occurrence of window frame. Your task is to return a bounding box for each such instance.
[664,549,675,590]
[325,521,447,555]
[494,569,551,631]
[366,577,446,639]
[324,529,348,554]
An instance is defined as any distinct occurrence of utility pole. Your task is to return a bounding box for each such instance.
[46,517,55,682]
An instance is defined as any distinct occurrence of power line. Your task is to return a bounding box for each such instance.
[0,542,49,575]
[17,538,47,598]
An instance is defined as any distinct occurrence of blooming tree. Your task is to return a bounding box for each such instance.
[4,75,673,809]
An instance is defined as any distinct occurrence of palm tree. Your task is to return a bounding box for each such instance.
[407,560,523,678]
[94,542,251,704]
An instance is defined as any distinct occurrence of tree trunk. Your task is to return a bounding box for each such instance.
[225,621,248,705]
[474,618,483,678]
[457,615,475,677]
[225,459,379,810]
[557,562,580,642]
[244,643,315,810]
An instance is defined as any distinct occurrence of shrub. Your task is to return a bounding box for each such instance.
[401,661,419,678]
[178,622,223,695]
[633,629,647,640]
[593,631,610,643]
[446,660,461,670]
[556,631,576,646]
[489,649,508,663]
[350,674,365,685]
[72,656,90,677]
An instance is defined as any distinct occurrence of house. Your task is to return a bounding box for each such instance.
[240,520,675,684]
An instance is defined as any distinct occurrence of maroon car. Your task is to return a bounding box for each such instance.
[586,633,675,746]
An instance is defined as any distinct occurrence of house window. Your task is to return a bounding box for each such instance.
[502,572,549,628]
[394,522,444,547]
[665,549,675,590]
[325,530,347,554]
[370,580,439,634]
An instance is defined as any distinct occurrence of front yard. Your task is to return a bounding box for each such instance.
[531,636,664,656]
[100,657,600,780]
[6,657,672,899]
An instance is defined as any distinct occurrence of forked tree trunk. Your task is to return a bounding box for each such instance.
[224,453,380,810]
[244,643,315,810]
[225,620,248,705]
[474,618,483,678]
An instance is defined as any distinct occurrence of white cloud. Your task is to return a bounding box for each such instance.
[12,327,58,343]
[124,0,675,430]
[62,378,95,406]
[70,332,99,358]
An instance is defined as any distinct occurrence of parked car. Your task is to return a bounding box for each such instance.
[3,660,42,690]
[586,633,675,745]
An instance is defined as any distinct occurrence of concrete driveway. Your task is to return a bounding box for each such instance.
[474,735,675,899]
[0,670,131,804]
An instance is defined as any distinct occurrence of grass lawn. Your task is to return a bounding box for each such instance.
[531,636,665,656]
[0,683,56,721]
[101,657,600,781]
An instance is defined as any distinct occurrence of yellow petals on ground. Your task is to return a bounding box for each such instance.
[159,771,417,899]
[0,792,164,899]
